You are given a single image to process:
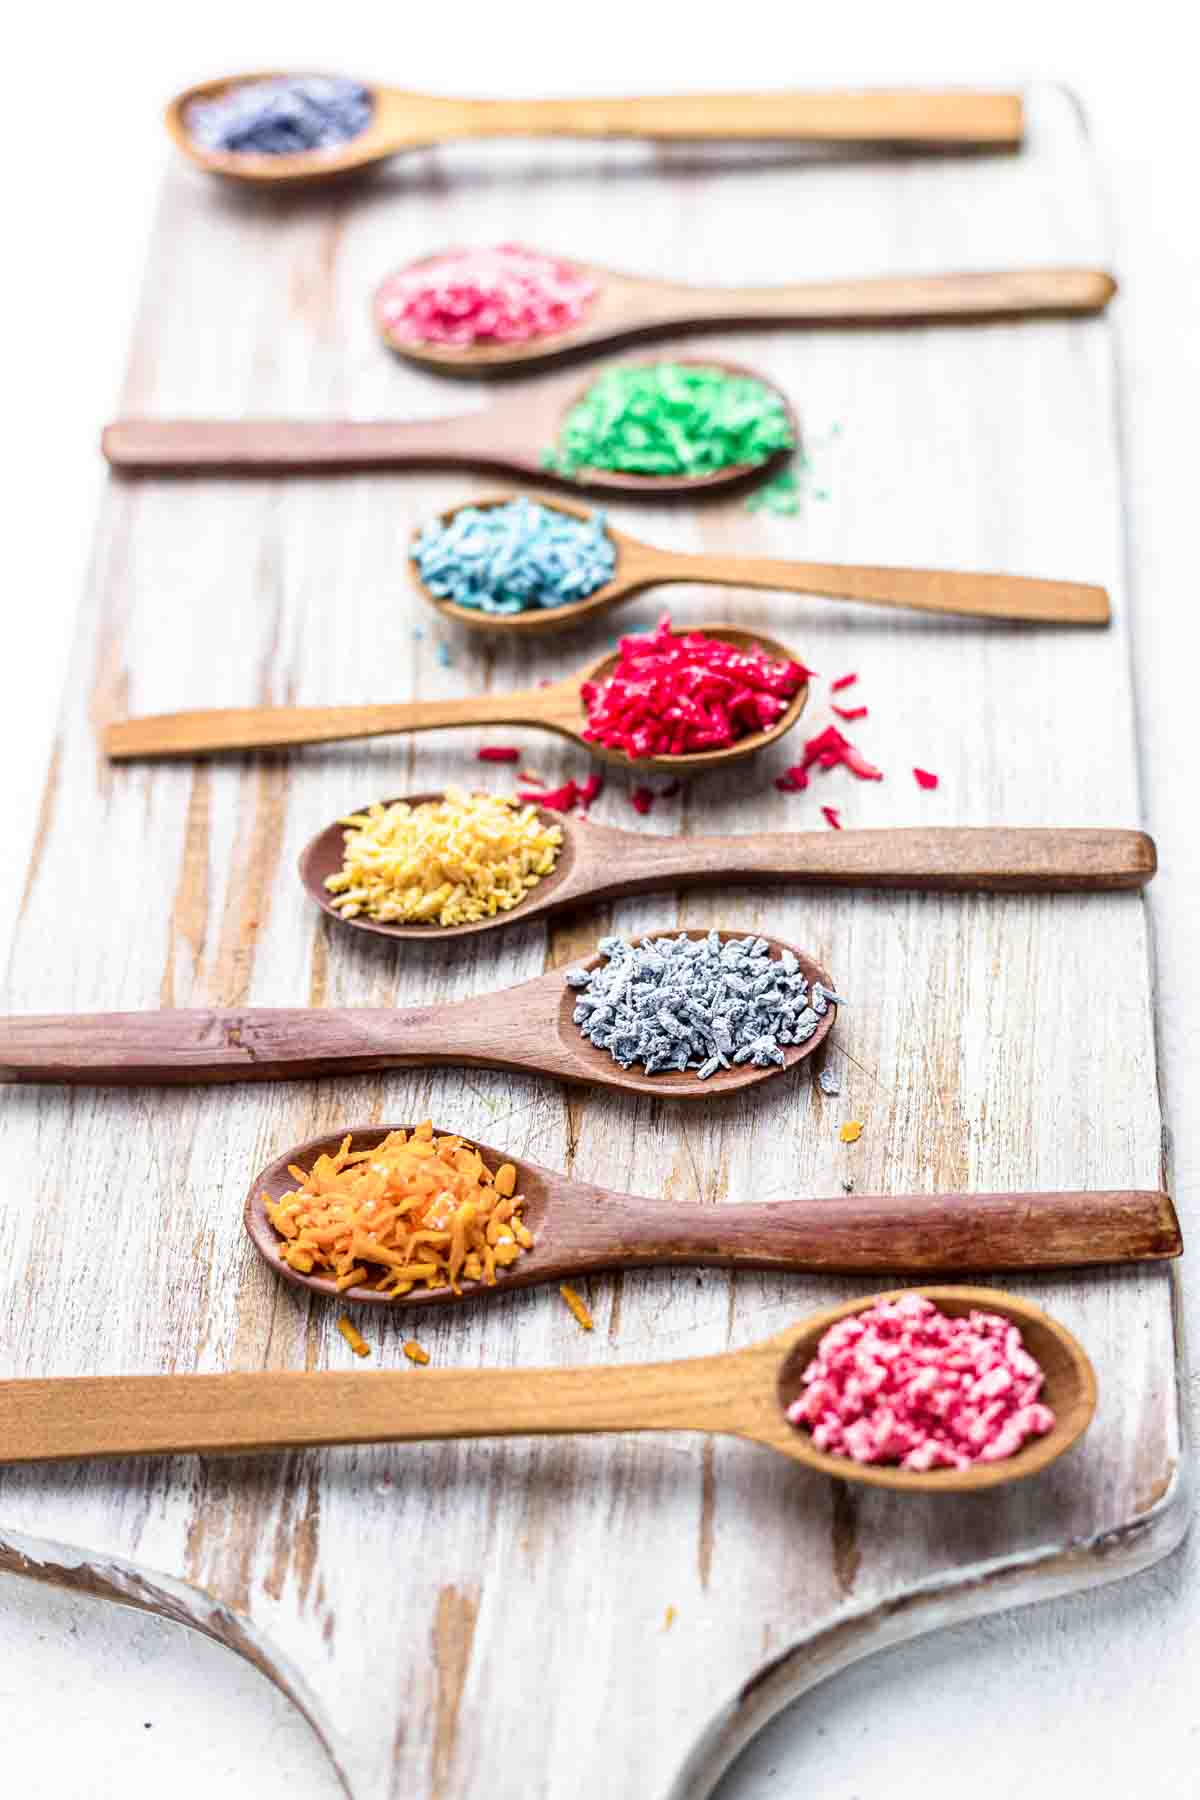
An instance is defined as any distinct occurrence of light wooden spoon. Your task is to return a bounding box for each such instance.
[0,1286,1095,1495]
[413,495,1111,633]
[381,258,1117,375]
[166,75,1024,187]
[104,625,808,772]
[101,356,796,497]
[303,797,1158,944]
[246,1122,1183,1312]
[0,929,834,1100]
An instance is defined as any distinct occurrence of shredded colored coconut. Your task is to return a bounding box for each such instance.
[378,246,597,348]
[830,672,858,693]
[664,1605,678,1630]
[786,1293,1056,1470]
[477,745,520,763]
[559,1284,594,1330]
[403,1340,431,1365]
[775,724,883,794]
[264,1123,533,1297]
[337,1316,371,1357]
[821,805,842,830]
[914,767,940,790]
[324,788,562,927]
[412,498,616,614]
[187,76,372,156]
[832,704,869,722]
[839,1119,863,1144]
[545,362,795,478]
[582,615,809,760]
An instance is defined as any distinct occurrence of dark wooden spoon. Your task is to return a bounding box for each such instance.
[301,795,1158,944]
[103,625,810,775]
[0,929,834,1101]
[0,1286,1097,1496]
[245,1121,1182,1312]
[413,495,1110,632]
[100,357,797,497]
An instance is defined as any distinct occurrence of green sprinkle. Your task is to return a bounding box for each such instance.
[745,469,802,516]
[545,363,794,479]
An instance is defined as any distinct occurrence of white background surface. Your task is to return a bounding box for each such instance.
[1,5,1196,1795]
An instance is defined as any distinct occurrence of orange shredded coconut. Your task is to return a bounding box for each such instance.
[337,1316,371,1358]
[403,1340,430,1365]
[559,1284,594,1331]
[263,1122,533,1298]
[839,1120,864,1144]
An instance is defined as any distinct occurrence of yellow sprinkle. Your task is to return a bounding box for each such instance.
[839,1120,864,1144]
[664,1605,677,1631]
[337,1316,370,1358]
[559,1284,594,1331]
[403,1340,430,1365]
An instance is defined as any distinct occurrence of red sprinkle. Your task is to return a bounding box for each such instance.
[581,615,811,761]
[578,773,604,810]
[376,245,597,348]
[519,780,578,812]
[832,705,869,722]
[821,805,842,829]
[830,673,858,693]
[786,1293,1056,1471]
[630,786,655,815]
[913,767,940,790]
[476,745,521,763]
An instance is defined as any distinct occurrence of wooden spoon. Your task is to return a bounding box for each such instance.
[246,1122,1182,1312]
[381,259,1117,375]
[413,496,1111,632]
[303,799,1157,944]
[166,76,1024,187]
[100,357,796,496]
[104,625,808,772]
[0,929,834,1100]
[0,1286,1095,1495]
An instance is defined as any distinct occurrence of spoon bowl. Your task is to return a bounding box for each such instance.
[165,75,1025,188]
[104,622,810,772]
[413,494,1112,634]
[379,251,1119,377]
[300,795,1158,947]
[0,1284,1097,1494]
[245,1120,1181,1312]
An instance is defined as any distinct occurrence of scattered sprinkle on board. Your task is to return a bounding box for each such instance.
[403,1341,430,1366]
[337,1317,370,1358]
[559,1284,594,1331]
[839,1120,864,1144]
[664,1605,678,1631]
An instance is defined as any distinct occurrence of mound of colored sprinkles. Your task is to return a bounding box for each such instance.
[582,616,809,760]
[545,362,794,478]
[265,1124,533,1297]
[566,931,838,1079]
[787,1293,1056,1471]
[379,246,597,347]
[324,789,562,927]
[186,76,372,155]
[412,498,615,615]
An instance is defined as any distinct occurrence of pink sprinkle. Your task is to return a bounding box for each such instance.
[476,745,520,763]
[630,786,655,815]
[821,805,842,830]
[914,767,940,791]
[578,773,605,810]
[830,673,858,693]
[786,1293,1056,1471]
[377,245,597,349]
[832,705,869,722]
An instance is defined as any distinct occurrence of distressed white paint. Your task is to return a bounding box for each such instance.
[0,75,1186,1800]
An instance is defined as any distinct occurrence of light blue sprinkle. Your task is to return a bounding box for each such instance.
[411,497,616,615]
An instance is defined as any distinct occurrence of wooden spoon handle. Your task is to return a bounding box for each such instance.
[668,268,1115,325]
[101,415,525,475]
[448,90,1023,148]
[0,1359,740,1465]
[644,552,1110,625]
[105,690,561,759]
[593,1188,1181,1275]
[0,998,567,1086]
[595,827,1156,896]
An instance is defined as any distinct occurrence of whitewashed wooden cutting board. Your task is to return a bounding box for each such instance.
[0,84,1186,1800]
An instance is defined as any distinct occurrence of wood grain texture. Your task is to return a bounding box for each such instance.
[166,80,1025,187]
[382,264,1116,373]
[0,85,1184,1800]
